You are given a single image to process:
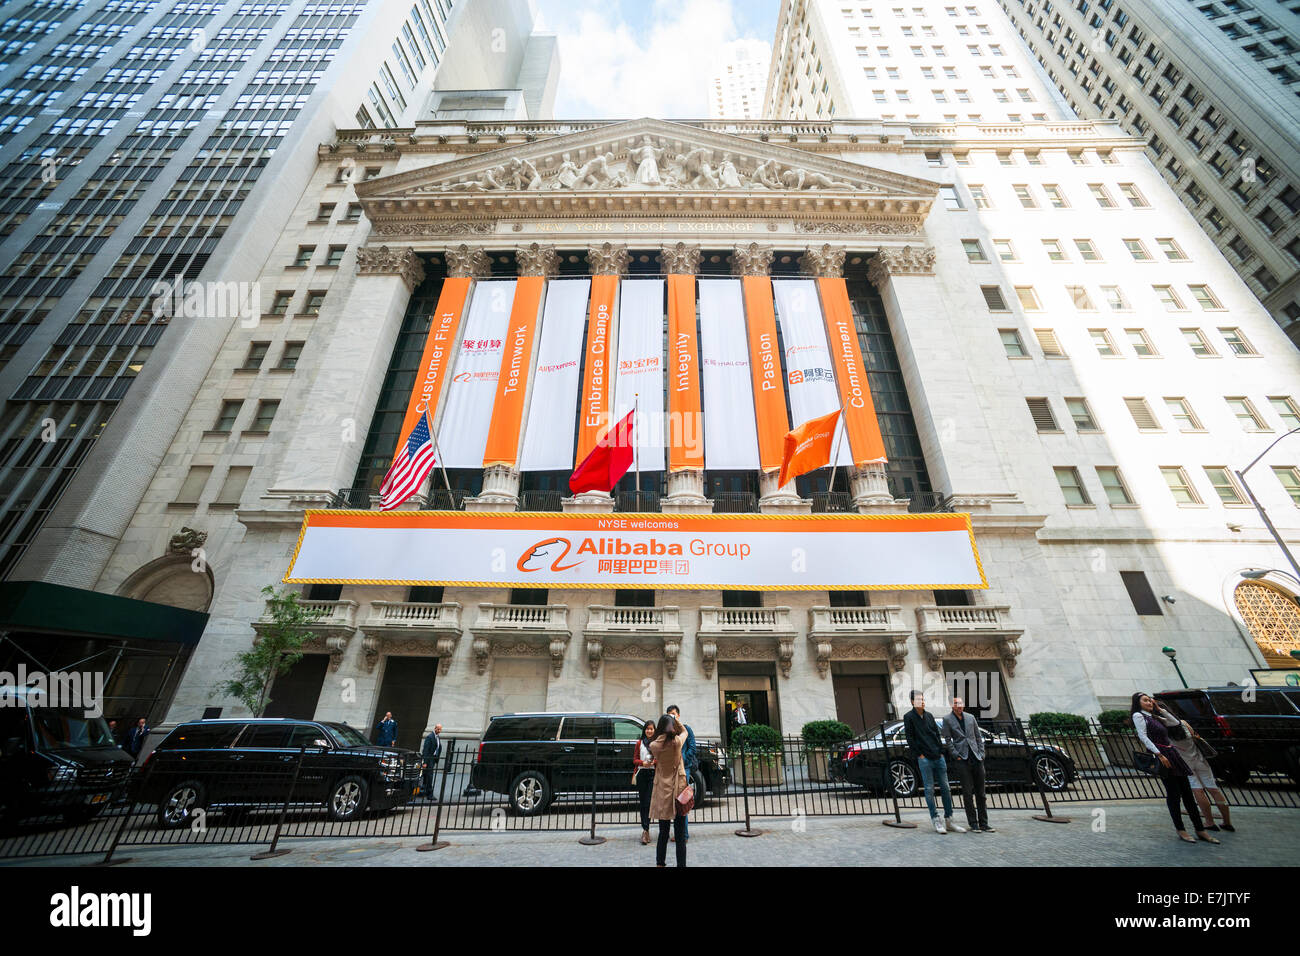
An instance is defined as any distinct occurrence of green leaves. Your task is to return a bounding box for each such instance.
[212,585,318,716]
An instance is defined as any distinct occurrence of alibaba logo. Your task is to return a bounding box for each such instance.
[452,372,472,382]
[517,537,582,573]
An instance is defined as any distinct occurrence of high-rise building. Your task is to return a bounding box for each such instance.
[709,39,771,119]
[997,0,1300,347]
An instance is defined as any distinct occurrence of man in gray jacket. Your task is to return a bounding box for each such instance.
[942,697,994,833]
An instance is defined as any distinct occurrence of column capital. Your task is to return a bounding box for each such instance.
[356,245,425,291]
[659,242,702,274]
[798,243,847,278]
[515,242,561,277]
[730,242,774,276]
[444,243,493,278]
[586,242,630,276]
[866,244,936,286]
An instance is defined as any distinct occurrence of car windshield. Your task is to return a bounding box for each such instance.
[32,709,118,751]
[324,723,373,748]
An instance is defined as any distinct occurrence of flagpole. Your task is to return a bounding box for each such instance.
[826,413,845,496]
[634,393,640,497]
[429,415,453,500]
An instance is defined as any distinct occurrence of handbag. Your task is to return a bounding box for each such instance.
[1167,721,1188,742]
[1194,735,1218,761]
[1133,751,1161,776]
[675,781,695,815]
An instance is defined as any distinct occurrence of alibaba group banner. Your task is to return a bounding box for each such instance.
[667,274,703,471]
[576,275,619,466]
[284,511,987,590]
[482,276,544,467]
[818,277,887,465]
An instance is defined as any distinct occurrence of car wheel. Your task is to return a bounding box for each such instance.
[327,775,369,822]
[1213,761,1250,787]
[888,759,917,797]
[1032,753,1069,792]
[157,780,205,829]
[507,770,551,816]
[691,770,708,807]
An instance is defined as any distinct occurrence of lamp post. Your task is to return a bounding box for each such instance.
[1234,427,1300,584]
[1162,646,1188,689]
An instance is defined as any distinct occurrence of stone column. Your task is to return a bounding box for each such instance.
[468,243,559,513]
[866,244,1016,503]
[267,245,424,501]
[563,243,629,513]
[658,243,712,514]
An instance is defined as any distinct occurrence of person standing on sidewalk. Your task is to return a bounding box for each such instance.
[1132,692,1220,845]
[903,691,964,834]
[942,697,993,833]
[125,717,149,758]
[648,712,689,867]
[374,711,398,747]
[634,719,657,845]
[421,723,442,802]
[1169,716,1234,833]
[666,704,694,843]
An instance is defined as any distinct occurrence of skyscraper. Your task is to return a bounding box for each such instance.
[997,0,1300,347]
[709,39,771,119]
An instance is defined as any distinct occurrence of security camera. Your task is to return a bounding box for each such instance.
[1161,595,1176,605]
[1226,523,1242,532]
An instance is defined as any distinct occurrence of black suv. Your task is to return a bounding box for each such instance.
[141,718,422,827]
[1157,686,1300,785]
[471,712,730,815]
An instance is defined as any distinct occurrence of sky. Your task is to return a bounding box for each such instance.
[534,0,779,119]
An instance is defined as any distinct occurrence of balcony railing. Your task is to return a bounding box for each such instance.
[808,605,903,631]
[585,605,681,632]
[474,603,570,630]
[272,599,358,628]
[698,606,795,632]
[519,490,564,512]
[365,601,461,629]
[712,492,758,513]
[916,605,1011,631]
[614,490,661,512]
[810,492,854,513]
[329,487,466,510]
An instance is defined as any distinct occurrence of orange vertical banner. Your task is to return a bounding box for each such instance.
[741,275,790,473]
[667,273,703,472]
[576,274,619,466]
[391,276,472,467]
[817,277,887,465]
[483,276,544,467]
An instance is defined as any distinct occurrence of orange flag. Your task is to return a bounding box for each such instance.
[778,409,842,488]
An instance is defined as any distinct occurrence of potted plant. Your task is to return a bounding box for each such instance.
[1097,709,1138,768]
[731,723,785,787]
[801,720,855,783]
[1027,712,1105,772]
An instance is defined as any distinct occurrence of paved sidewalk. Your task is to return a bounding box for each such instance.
[5,802,1297,867]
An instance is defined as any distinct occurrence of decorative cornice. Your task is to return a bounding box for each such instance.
[730,242,774,276]
[798,244,847,278]
[444,243,492,278]
[515,242,561,276]
[660,242,702,274]
[355,245,425,291]
[586,242,630,275]
[866,244,937,285]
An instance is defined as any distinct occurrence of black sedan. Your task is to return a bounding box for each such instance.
[830,720,1076,795]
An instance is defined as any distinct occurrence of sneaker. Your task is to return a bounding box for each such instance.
[981,825,996,832]
[946,818,967,833]
[968,823,983,833]
[932,818,947,834]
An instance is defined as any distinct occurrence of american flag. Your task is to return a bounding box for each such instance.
[378,412,436,511]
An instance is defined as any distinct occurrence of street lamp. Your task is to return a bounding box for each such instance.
[1240,568,1300,592]
[1235,427,1300,584]
[1162,646,1189,689]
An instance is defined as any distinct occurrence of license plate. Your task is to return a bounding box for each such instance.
[88,793,108,804]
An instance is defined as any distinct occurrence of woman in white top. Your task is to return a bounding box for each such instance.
[1168,713,1234,832]
[1132,692,1220,845]
[633,719,657,845]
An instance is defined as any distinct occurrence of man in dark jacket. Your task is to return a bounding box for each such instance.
[666,705,695,842]
[942,697,993,833]
[902,691,962,833]
[124,717,149,758]
[421,723,443,802]
[374,711,398,747]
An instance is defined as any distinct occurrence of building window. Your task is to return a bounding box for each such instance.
[1096,466,1134,505]
[1090,184,1116,207]
[1015,286,1041,310]
[344,203,363,222]
[999,328,1028,357]
[1272,466,1300,505]
[1160,466,1202,505]
[1065,397,1097,430]
[325,245,346,267]
[1125,397,1161,430]
[1226,396,1269,431]
[1102,285,1130,310]
[1034,329,1065,357]
[1156,238,1188,261]
[1189,284,1222,309]
[981,286,1009,311]
[993,239,1016,261]
[1218,328,1256,355]
[1090,329,1119,356]
[292,245,315,267]
[214,466,251,507]
[250,400,280,433]
[270,291,293,315]
[1268,396,1300,430]
[1068,285,1096,310]
[315,203,335,221]
[962,239,988,262]
[1182,328,1216,356]
[1042,239,1066,262]
[940,185,964,209]
[1119,183,1149,207]
[1126,328,1157,356]
[1120,570,1163,616]
[241,342,269,370]
[278,342,304,370]
[1054,466,1091,505]
[969,185,990,208]
[1164,397,1203,431]
[303,291,326,316]
[1013,184,1037,208]
[1026,397,1060,432]
[1075,239,1101,261]
[1203,466,1246,505]
[175,466,212,505]
[1153,285,1185,310]
[1043,184,1068,207]
[214,400,242,433]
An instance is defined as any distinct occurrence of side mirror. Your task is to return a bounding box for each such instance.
[312,739,330,750]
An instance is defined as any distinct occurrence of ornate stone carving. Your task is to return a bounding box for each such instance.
[372,220,495,238]
[659,242,702,275]
[999,637,1021,677]
[730,242,774,276]
[301,634,350,673]
[362,634,381,673]
[628,135,667,185]
[798,244,846,278]
[664,638,680,680]
[920,635,947,673]
[515,242,560,277]
[585,636,603,678]
[444,244,492,278]
[866,244,937,285]
[777,637,795,679]
[356,245,425,291]
[549,635,569,677]
[780,167,853,189]
[586,242,630,276]
[472,635,491,675]
[168,527,206,554]
[700,638,717,678]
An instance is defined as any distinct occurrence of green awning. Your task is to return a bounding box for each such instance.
[0,580,208,646]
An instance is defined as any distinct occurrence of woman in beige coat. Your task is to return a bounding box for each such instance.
[648,712,689,867]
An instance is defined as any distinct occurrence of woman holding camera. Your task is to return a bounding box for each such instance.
[1132,692,1220,845]
[648,711,690,867]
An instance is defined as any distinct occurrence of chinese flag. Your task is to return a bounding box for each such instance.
[569,409,635,494]
[778,409,841,488]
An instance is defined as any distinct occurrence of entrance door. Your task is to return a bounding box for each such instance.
[370,656,438,751]
[265,654,329,719]
[718,670,780,743]
[831,673,889,736]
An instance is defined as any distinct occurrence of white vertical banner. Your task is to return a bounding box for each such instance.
[519,278,591,471]
[773,278,851,465]
[699,279,760,470]
[612,279,666,471]
[437,279,516,468]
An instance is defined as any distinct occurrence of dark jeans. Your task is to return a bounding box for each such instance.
[916,755,954,820]
[636,769,654,831]
[952,756,988,829]
[656,815,686,866]
[1161,772,1204,832]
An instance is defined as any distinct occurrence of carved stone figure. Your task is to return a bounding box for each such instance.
[554,157,580,188]
[678,147,719,188]
[752,158,785,189]
[718,155,743,188]
[503,157,542,190]
[572,152,625,188]
[780,167,853,190]
[168,527,207,554]
[628,135,666,185]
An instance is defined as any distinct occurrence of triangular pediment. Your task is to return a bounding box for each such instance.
[355,118,938,207]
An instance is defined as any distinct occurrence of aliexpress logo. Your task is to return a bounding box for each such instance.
[517,537,582,573]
